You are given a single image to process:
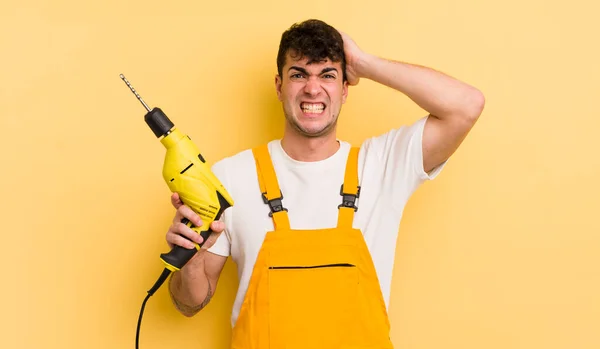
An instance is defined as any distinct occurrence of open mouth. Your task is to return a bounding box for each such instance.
[301,102,326,114]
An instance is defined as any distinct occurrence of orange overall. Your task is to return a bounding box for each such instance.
[231,144,394,349]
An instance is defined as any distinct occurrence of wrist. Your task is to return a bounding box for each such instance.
[180,249,206,276]
[176,251,208,296]
[355,52,377,80]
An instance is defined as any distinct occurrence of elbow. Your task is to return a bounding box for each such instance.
[464,88,485,123]
[441,88,485,125]
[168,282,210,317]
[180,309,199,318]
[173,297,205,318]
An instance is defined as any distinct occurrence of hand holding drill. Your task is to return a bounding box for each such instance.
[166,192,225,252]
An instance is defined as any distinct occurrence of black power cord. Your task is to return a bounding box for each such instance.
[136,268,172,349]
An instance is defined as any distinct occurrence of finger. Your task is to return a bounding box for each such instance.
[174,205,203,227]
[172,204,186,223]
[174,222,205,244]
[178,204,203,225]
[200,223,225,250]
[171,192,183,209]
[166,231,197,249]
[201,232,221,250]
[168,222,203,246]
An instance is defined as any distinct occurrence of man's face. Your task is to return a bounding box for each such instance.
[275,53,348,138]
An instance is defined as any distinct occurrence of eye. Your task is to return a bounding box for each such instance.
[290,73,305,79]
[323,74,336,80]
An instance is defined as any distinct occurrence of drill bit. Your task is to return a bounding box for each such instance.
[120,74,151,112]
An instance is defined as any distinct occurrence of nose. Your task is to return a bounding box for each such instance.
[303,76,321,96]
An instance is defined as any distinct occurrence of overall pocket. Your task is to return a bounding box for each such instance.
[268,262,359,348]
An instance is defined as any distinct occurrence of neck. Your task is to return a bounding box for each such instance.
[280,126,340,162]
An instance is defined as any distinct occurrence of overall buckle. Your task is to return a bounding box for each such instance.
[262,191,288,217]
[338,184,361,212]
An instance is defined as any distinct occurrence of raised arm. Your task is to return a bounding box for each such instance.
[340,32,485,173]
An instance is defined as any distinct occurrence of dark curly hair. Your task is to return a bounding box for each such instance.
[277,19,346,82]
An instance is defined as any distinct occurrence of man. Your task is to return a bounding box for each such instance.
[166,19,484,348]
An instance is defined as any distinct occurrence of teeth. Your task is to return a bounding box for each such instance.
[301,103,325,113]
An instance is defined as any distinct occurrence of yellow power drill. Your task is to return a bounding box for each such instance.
[119,74,234,349]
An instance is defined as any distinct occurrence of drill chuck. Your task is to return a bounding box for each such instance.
[119,74,175,138]
[145,107,175,138]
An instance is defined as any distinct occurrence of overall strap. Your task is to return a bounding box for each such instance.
[252,144,291,231]
[337,147,361,229]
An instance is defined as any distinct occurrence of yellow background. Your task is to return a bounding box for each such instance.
[1,0,599,348]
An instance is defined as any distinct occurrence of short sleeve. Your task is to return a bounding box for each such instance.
[206,159,232,257]
[408,115,447,181]
[362,115,447,210]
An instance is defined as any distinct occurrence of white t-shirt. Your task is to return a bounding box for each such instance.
[208,115,446,328]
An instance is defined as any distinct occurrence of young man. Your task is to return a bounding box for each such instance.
[166,19,484,348]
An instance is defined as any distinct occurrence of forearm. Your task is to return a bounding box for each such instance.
[357,54,484,120]
[168,252,213,317]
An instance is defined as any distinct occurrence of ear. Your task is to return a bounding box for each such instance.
[275,75,283,101]
[341,80,349,104]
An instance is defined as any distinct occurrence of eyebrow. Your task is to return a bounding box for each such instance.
[288,66,338,75]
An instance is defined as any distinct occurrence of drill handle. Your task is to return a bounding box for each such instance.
[160,219,213,270]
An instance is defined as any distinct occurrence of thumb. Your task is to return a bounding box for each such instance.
[201,222,224,250]
[210,220,225,233]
